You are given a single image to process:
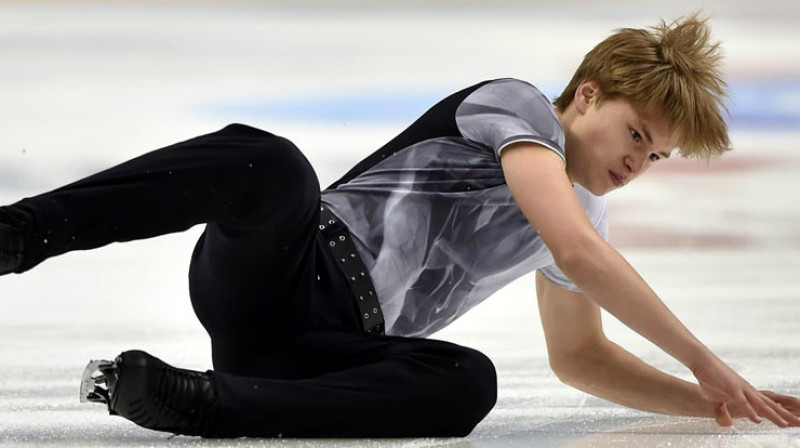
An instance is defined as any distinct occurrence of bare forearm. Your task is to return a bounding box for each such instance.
[559,339,713,418]
[560,240,711,368]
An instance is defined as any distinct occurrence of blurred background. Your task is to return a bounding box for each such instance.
[0,1,798,446]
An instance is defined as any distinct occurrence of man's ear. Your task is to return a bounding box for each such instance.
[575,80,600,114]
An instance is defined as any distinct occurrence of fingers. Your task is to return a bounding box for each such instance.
[715,402,732,427]
[760,391,800,413]
[743,389,790,428]
[693,358,800,428]
[758,392,800,426]
[735,391,762,425]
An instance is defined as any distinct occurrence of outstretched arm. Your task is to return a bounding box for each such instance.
[536,271,800,424]
[502,143,800,427]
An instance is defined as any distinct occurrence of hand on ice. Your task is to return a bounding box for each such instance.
[714,390,800,427]
[691,355,800,428]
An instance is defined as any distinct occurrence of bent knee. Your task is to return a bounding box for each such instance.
[222,131,320,222]
[242,134,318,190]
[443,348,498,436]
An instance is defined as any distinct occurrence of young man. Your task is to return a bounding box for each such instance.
[1,14,798,438]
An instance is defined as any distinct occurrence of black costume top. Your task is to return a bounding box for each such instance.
[322,79,608,337]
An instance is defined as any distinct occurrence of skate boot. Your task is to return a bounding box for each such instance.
[0,208,25,275]
[80,350,219,437]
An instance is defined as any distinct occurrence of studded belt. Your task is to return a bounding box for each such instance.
[319,204,385,335]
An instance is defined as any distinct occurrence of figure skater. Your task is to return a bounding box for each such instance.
[1,13,798,438]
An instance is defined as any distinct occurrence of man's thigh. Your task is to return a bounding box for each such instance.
[187,130,322,346]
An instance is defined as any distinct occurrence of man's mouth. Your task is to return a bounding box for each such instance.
[609,170,626,187]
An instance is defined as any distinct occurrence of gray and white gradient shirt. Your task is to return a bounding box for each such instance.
[321,78,608,338]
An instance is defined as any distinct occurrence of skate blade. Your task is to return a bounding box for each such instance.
[79,359,115,404]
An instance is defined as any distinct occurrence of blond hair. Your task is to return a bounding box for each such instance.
[554,13,730,158]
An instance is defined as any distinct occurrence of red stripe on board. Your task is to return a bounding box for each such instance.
[608,225,751,250]
[647,154,782,176]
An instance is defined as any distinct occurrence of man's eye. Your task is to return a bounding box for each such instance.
[630,128,642,143]
[649,153,661,162]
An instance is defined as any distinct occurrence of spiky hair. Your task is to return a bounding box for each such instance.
[554,13,730,158]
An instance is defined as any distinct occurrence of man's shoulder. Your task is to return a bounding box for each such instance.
[458,78,553,112]
[470,77,540,92]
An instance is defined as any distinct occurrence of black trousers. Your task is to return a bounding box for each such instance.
[4,124,497,438]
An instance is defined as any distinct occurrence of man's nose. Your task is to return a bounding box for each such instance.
[623,153,645,175]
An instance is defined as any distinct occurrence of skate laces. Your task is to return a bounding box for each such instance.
[152,365,217,433]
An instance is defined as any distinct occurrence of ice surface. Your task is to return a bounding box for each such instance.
[1,1,799,447]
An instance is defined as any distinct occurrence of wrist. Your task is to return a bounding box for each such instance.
[682,342,715,372]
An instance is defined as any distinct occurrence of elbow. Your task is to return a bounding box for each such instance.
[548,341,608,387]
[549,357,575,385]
[549,355,587,387]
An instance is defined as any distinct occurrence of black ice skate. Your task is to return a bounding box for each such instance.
[80,350,219,437]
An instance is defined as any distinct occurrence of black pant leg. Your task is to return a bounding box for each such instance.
[186,161,327,346]
[3,123,342,341]
[209,331,498,438]
[206,230,364,377]
[4,124,297,273]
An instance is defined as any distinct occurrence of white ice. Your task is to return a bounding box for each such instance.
[1,1,799,447]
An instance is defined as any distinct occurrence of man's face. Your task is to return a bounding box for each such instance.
[565,95,676,196]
